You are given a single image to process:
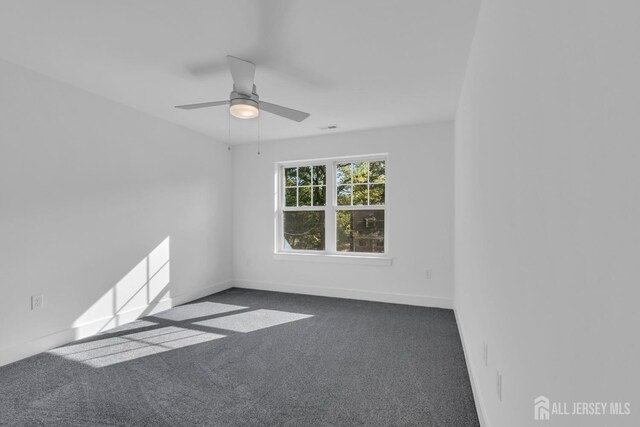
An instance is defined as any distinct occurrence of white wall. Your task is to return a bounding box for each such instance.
[0,59,233,366]
[232,122,454,308]
[455,1,640,426]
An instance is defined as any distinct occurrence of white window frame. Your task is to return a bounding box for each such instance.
[274,154,391,265]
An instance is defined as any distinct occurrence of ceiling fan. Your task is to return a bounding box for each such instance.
[175,55,310,122]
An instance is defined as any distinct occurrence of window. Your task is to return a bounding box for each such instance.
[335,160,385,254]
[282,165,327,251]
[277,156,387,256]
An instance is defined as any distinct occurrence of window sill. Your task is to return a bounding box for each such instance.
[273,252,393,266]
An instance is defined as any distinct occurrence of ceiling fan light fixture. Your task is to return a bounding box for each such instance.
[229,99,259,119]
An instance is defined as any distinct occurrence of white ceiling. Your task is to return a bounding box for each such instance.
[0,0,480,144]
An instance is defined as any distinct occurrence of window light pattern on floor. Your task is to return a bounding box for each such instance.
[194,309,313,333]
[48,326,225,368]
[48,303,313,368]
[152,301,248,322]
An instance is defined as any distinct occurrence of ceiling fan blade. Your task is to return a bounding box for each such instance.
[175,100,229,110]
[259,101,310,122]
[226,55,255,96]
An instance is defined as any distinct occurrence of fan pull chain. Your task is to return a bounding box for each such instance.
[257,115,261,155]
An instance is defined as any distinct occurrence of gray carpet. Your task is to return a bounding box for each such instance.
[0,288,479,426]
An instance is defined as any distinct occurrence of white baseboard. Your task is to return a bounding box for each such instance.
[454,304,489,427]
[0,327,77,368]
[232,279,453,309]
[170,280,233,307]
[0,280,232,368]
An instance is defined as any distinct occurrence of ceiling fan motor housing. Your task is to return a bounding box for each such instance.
[229,97,259,110]
[230,84,259,105]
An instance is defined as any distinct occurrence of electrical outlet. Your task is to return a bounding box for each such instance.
[483,342,489,366]
[496,370,502,402]
[31,294,43,310]
[425,269,432,280]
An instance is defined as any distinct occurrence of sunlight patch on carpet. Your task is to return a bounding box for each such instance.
[194,309,313,333]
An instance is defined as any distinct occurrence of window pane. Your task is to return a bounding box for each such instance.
[353,162,368,183]
[353,184,368,205]
[283,211,325,251]
[285,188,297,207]
[285,168,297,187]
[337,185,352,206]
[336,163,352,185]
[312,186,326,206]
[313,165,326,185]
[336,210,384,253]
[298,166,311,185]
[369,184,385,205]
[299,187,312,206]
[369,161,385,183]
